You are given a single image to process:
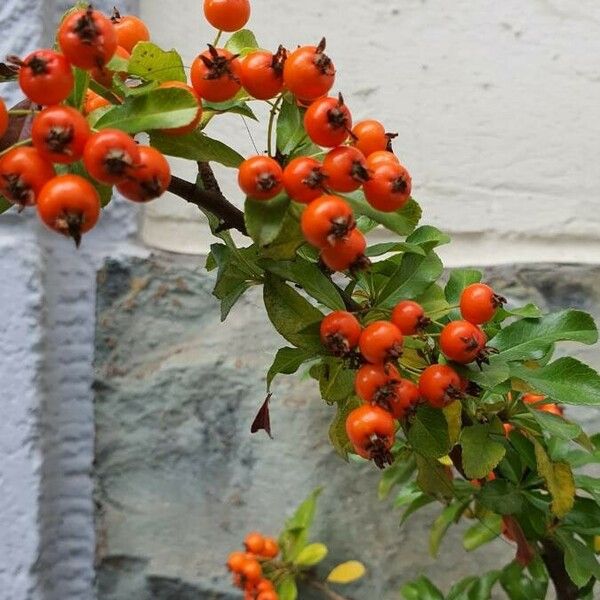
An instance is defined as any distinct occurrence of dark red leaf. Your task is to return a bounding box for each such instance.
[251,393,272,438]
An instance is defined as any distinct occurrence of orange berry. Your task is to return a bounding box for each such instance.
[244,532,265,555]
[261,537,279,558]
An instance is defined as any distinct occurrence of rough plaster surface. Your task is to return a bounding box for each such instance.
[0,4,140,599]
[140,0,600,264]
[93,257,600,600]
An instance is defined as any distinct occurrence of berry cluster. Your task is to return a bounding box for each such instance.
[227,531,280,600]
[232,33,409,272]
[319,282,563,468]
[0,6,186,245]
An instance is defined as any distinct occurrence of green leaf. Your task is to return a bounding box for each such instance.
[260,258,345,310]
[445,269,482,304]
[477,480,524,515]
[327,561,366,584]
[377,251,444,309]
[329,396,361,460]
[460,419,506,479]
[408,405,451,459]
[526,407,582,440]
[463,513,502,551]
[500,560,549,600]
[443,400,462,445]
[128,42,186,82]
[406,225,451,251]
[277,577,298,600]
[279,487,322,561]
[342,192,422,236]
[263,274,323,349]
[401,576,444,600]
[245,194,290,246]
[399,493,436,525]
[510,357,600,407]
[276,97,306,156]
[318,357,356,404]
[219,281,251,320]
[378,453,417,500]
[415,454,454,499]
[459,361,510,390]
[95,88,199,133]
[203,96,258,120]
[267,347,316,391]
[294,542,328,567]
[446,571,501,600]
[364,241,425,257]
[150,129,244,168]
[67,67,90,111]
[555,530,600,587]
[562,497,600,535]
[489,310,598,361]
[260,212,305,260]
[224,29,259,54]
[0,195,12,214]
[534,439,575,518]
[502,303,543,319]
[429,500,470,557]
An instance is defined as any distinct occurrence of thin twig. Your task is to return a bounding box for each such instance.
[167,172,247,235]
[309,580,353,600]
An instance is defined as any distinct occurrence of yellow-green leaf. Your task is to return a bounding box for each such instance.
[327,561,366,584]
[295,543,328,567]
[533,439,575,517]
[443,400,462,445]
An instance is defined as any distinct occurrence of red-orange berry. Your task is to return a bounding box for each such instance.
[83,129,140,185]
[320,311,362,356]
[111,11,150,53]
[300,194,354,248]
[0,147,55,207]
[0,98,9,139]
[116,145,171,202]
[322,146,369,193]
[191,45,241,103]
[304,95,352,148]
[244,532,265,555]
[203,0,251,32]
[240,47,286,100]
[283,38,335,102]
[391,301,429,335]
[346,405,395,468]
[16,49,74,106]
[282,156,327,204]
[359,321,404,364]
[439,320,487,364]
[363,161,412,212]
[238,155,283,200]
[388,379,421,420]
[261,538,279,559]
[419,364,462,408]
[351,120,391,157]
[320,228,367,272]
[460,283,506,325]
[355,363,401,405]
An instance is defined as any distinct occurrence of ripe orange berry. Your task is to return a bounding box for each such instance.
[352,120,390,157]
[238,156,283,200]
[227,551,247,573]
[111,12,150,53]
[203,0,251,32]
[90,45,130,88]
[320,311,362,356]
[116,145,171,202]
[320,228,368,272]
[301,194,355,248]
[242,559,262,584]
[391,301,429,335]
[244,532,265,555]
[191,46,241,103]
[261,537,279,559]
[419,364,462,409]
[359,321,404,364]
[366,150,400,170]
[84,90,111,115]
[460,283,505,324]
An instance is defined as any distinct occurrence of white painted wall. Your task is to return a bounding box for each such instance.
[141,0,600,265]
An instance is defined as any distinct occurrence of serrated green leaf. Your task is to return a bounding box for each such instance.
[128,42,186,82]
[524,407,582,440]
[430,500,470,557]
[463,513,502,551]
[510,357,600,406]
[477,480,524,515]
[408,405,452,459]
[263,274,323,349]
[267,347,316,391]
[415,455,454,499]
[401,576,444,600]
[460,419,506,479]
[245,194,290,246]
[95,88,198,132]
[224,29,259,54]
[489,310,598,361]
[294,542,328,566]
[260,258,345,310]
[533,439,575,518]
[149,129,243,167]
[329,396,361,460]
[318,357,355,404]
[555,530,600,587]
[342,192,421,236]
[377,250,444,309]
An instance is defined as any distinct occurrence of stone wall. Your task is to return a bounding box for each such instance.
[93,257,600,600]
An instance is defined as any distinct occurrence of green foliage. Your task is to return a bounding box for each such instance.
[279,488,322,561]
[245,194,290,246]
[408,405,451,459]
[267,347,317,391]
[95,87,199,133]
[128,42,187,82]
[460,419,506,479]
[224,29,259,55]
